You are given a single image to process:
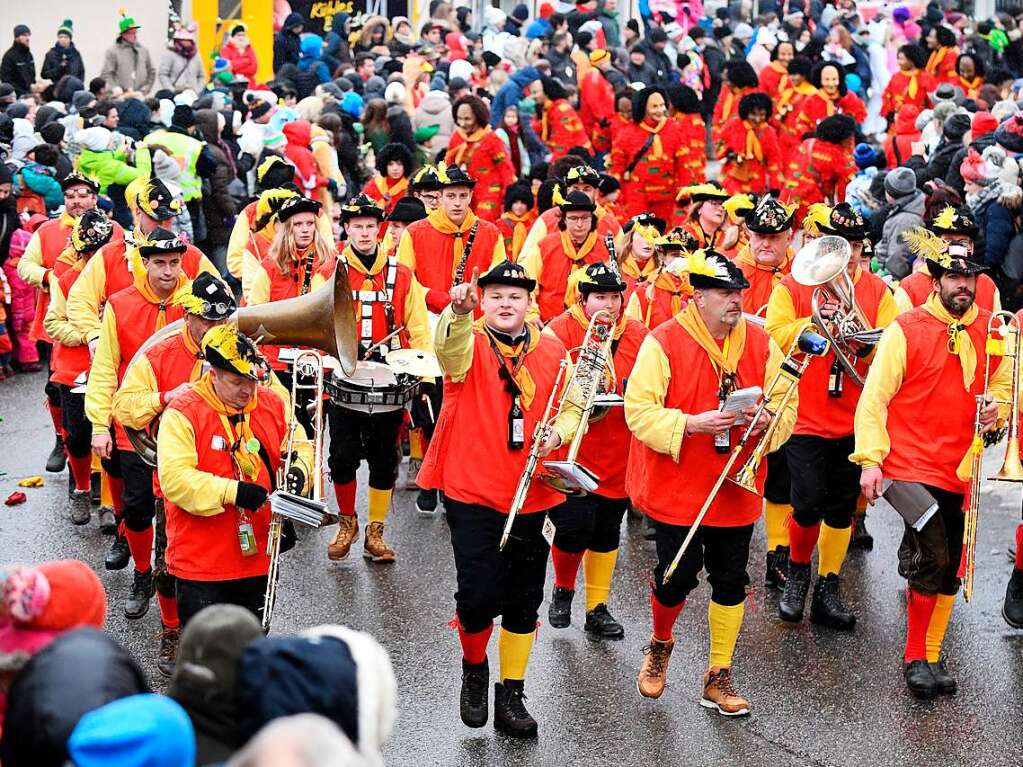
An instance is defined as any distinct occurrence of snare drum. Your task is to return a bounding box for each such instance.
[325,360,420,414]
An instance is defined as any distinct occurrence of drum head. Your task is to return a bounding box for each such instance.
[386,348,443,378]
[338,360,399,389]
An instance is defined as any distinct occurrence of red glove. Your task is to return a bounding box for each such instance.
[5,492,27,506]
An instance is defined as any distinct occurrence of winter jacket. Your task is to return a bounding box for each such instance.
[295,34,330,99]
[76,148,143,194]
[324,12,352,68]
[905,139,963,188]
[414,90,455,155]
[195,109,238,246]
[876,189,925,278]
[101,37,155,94]
[16,163,63,211]
[547,47,575,84]
[283,120,325,195]
[158,47,206,94]
[636,41,675,83]
[273,13,304,74]
[387,105,418,156]
[972,197,1019,269]
[491,66,539,128]
[40,43,85,84]
[626,59,659,88]
[883,105,922,168]
[220,40,259,83]
[0,42,35,96]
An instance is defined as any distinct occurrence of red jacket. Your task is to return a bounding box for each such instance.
[579,68,615,153]
[798,91,868,132]
[675,113,707,187]
[717,117,782,195]
[534,98,591,161]
[608,117,689,218]
[881,70,937,119]
[884,104,922,166]
[782,137,856,212]
[220,41,262,86]
[282,121,325,196]
[444,127,516,222]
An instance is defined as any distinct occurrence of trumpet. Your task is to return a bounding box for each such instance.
[541,308,619,495]
[501,359,569,551]
[262,349,332,632]
[791,235,882,387]
[662,328,831,584]
[962,311,1023,602]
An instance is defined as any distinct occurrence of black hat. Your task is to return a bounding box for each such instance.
[818,203,870,241]
[256,155,294,190]
[139,179,182,220]
[70,209,114,254]
[903,226,985,275]
[503,182,534,211]
[138,227,187,257]
[60,171,98,194]
[563,164,601,188]
[438,163,476,189]
[249,100,273,120]
[558,189,597,213]
[577,261,626,294]
[411,165,443,191]
[477,259,536,291]
[746,196,796,234]
[598,173,620,195]
[927,205,978,238]
[677,181,729,204]
[276,195,323,224]
[388,196,428,223]
[816,114,856,145]
[176,272,236,320]
[482,50,502,69]
[202,325,271,382]
[338,193,384,222]
[171,104,195,130]
[687,249,751,290]
[623,212,667,235]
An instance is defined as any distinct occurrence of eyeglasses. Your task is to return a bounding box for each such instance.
[201,300,234,317]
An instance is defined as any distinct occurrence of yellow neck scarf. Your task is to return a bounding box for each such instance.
[560,230,598,263]
[621,255,657,282]
[449,126,490,166]
[736,245,790,273]
[644,271,690,326]
[133,271,187,331]
[676,300,747,375]
[569,302,628,340]
[922,292,979,388]
[427,207,479,280]
[475,318,540,408]
[926,47,952,74]
[743,121,764,162]
[907,70,920,100]
[502,211,533,260]
[180,325,205,381]
[375,176,410,201]
[193,372,262,482]
[641,117,667,159]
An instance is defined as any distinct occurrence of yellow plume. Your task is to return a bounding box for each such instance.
[682,248,726,278]
[901,226,949,266]
[436,161,451,184]
[634,222,661,245]
[203,325,255,376]
[933,205,957,231]
[802,203,832,236]
[173,284,207,315]
[552,184,567,207]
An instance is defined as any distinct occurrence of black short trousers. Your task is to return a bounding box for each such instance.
[650,519,754,608]
[786,434,860,528]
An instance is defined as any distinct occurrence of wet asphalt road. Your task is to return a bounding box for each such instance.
[3,368,1023,767]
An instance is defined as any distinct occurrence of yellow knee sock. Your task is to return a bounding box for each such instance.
[583,549,618,611]
[409,428,424,461]
[100,469,112,508]
[926,593,955,663]
[708,601,745,670]
[91,453,101,472]
[367,487,392,524]
[764,501,792,551]
[498,627,535,682]
[817,523,852,577]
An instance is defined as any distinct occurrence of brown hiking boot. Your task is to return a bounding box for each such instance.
[637,636,675,699]
[157,626,180,678]
[405,458,422,490]
[327,516,360,560]
[363,521,396,563]
[701,666,751,716]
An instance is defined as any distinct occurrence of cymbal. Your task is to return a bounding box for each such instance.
[386,348,443,378]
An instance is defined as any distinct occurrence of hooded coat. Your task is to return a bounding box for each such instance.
[876,188,925,278]
[325,12,352,67]
[283,119,325,196]
[0,41,35,96]
[414,89,455,154]
[490,65,539,127]
[273,12,305,73]
[158,43,206,94]
[195,109,238,246]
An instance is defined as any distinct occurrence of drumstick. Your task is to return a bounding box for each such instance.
[425,397,435,424]
[367,326,407,358]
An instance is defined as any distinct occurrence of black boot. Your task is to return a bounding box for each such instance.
[460,658,489,728]
[45,435,67,473]
[124,569,154,619]
[928,661,957,695]
[549,586,574,628]
[1003,568,1023,628]
[157,625,180,678]
[850,513,874,551]
[494,680,538,738]
[91,471,101,504]
[584,603,625,639]
[416,489,439,516]
[779,562,811,623]
[904,660,938,699]
[765,546,789,590]
[810,574,856,631]
[105,534,130,570]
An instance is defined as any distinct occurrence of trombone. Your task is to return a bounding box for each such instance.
[962,311,1023,602]
[662,327,831,584]
[262,349,332,632]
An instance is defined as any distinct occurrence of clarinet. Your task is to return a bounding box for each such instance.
[605,232,622,278]
[299,250,315,295]
[452,221,480,287]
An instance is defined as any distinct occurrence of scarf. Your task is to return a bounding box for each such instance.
[501,211,532,259]
[621,254,657,283]
[193,372,262,482]
[504,123,523,174]
[743,120,764,162]
[133,270,187,331]
[966,181,1004,215]
[448,127,491,167]
[374,175,409,203]
[569,302,628,340]
[958,75,982,97]
[644,270,690,326]
[476,318,540,408]
[735,245,790,274]
[926,46,953,75]
[905,70,920,100]
[922,292,979,389]
[180,325,205,381]
[427,207,479,280]
[640,116,667,159]
[676,299,747,375]
[560,230,598,263]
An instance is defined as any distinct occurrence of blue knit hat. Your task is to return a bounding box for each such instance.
[68,694,195,767]
[340,92,364,119]
[853,142,877,169]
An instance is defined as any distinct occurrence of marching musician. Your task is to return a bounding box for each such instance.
[851,244,1008,699]
[112,273,236,676]
[396,165,505,316]
[410,165,443,213]
[42,210,116,530]
[325,194,431,564]
[517,165,622,267]
[85,228,190,621]
[624,230,693,329]
[736,197,796,589]
[384,197,428,258]
[678,182,739,254]
[766,202,898,631]
[17,173,125,474]
[616,214,664,304]
[520,190,612,324]
[236,187,302,304]
[627,250,797,715]
[545,262,648,639]
[417,260,580,738]
[156,324,310,627]
[893,206,1001,314]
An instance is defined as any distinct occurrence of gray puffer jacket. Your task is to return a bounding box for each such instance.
[876,189,925,279]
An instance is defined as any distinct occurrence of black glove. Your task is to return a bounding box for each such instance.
[235,481,269,511]
[285,465,306,495]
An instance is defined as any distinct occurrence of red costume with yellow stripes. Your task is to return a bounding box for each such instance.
[444,127,517,222]
[782,138,856,216]
[717,117,782,195]
[534,99,591,162]
[608,117,689,221]
[881,70,937,118]
[527,231,612,323]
